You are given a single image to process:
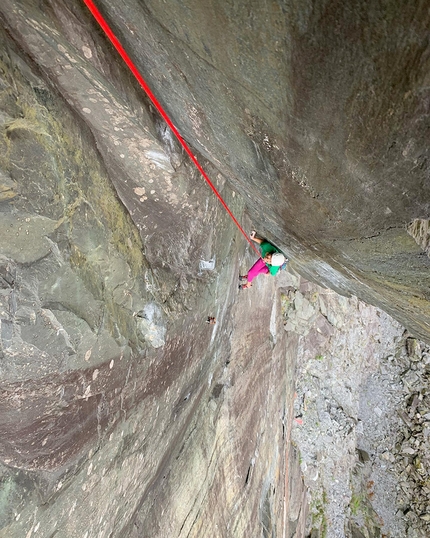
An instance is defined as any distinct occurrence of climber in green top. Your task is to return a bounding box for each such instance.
[239,231,287,289]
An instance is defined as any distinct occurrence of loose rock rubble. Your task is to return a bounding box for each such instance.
[391,337,430,535]
[283,275,430,538]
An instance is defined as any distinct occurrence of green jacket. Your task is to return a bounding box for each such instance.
[260,241,282,276]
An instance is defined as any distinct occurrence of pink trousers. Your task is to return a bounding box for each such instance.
[247,258,269,283]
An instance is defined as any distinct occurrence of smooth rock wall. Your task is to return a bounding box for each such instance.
[81,0,430,341]
[0,2,304,535]
[0,0,429,537]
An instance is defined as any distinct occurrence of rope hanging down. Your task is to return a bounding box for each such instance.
[82,0,261,258]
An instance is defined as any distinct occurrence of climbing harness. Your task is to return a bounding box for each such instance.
[82,0,262,259]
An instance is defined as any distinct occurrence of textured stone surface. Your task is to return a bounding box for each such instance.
[0,3,303,535]
[288,279,405,537]
[0,0,429,537]
[79,0,430,341]
[289,277,430,538]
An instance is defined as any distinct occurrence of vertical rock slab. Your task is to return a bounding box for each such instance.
[0,0,429,537]
[80,0,430,341]
[0,4,296,536]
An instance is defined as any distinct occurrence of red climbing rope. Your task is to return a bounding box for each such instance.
[82,0,262,258]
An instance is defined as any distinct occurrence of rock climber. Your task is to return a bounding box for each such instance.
[239,231,287,290]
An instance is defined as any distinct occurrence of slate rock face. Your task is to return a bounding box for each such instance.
[0,0,429,537]
[85,0,430,340]
[0,2,298,536]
